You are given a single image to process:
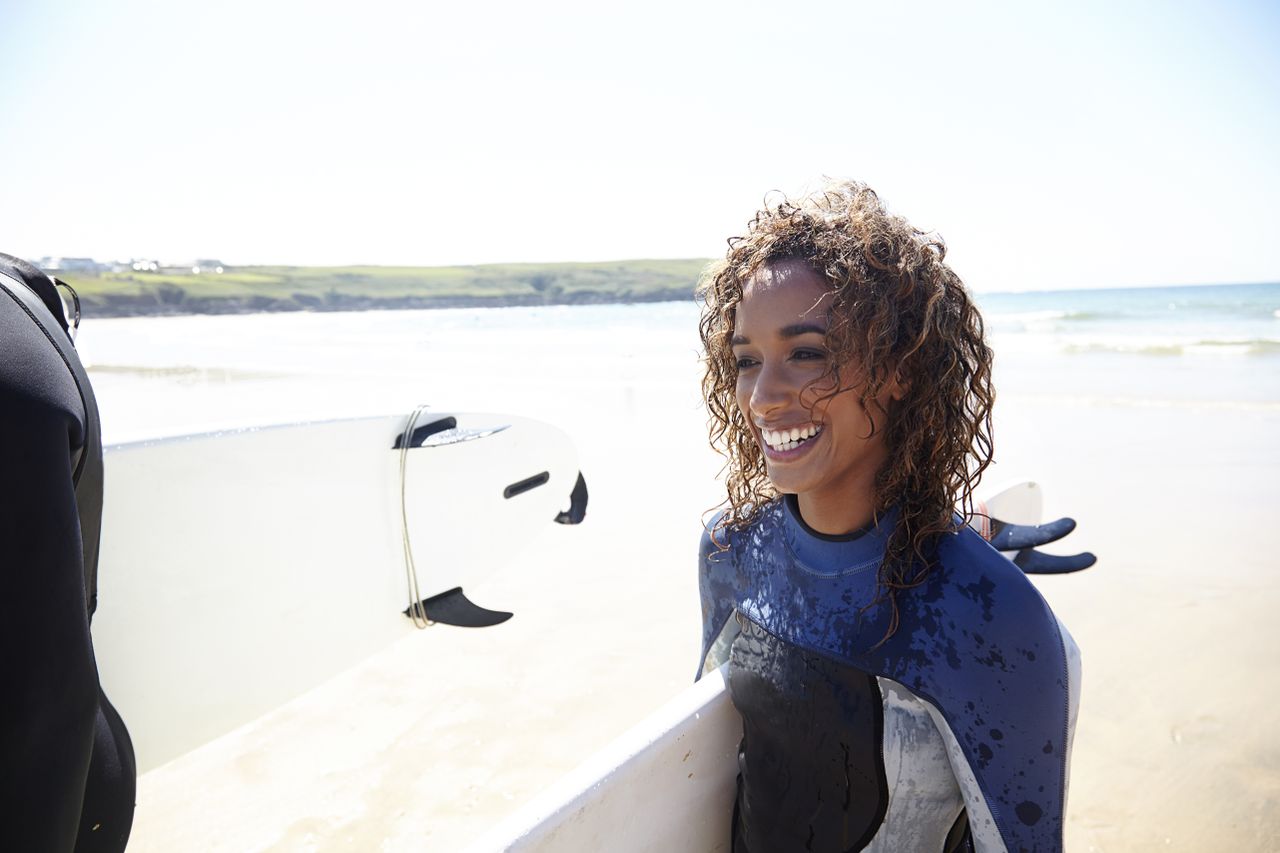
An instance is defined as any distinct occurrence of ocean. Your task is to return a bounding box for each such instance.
[980,282,1280,408]
[76,281,1280,444]
[981,282,1280,358]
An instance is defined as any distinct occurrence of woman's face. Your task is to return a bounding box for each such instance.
[731,261,899,527]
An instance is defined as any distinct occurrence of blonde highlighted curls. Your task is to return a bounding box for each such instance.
[698,179,995,641]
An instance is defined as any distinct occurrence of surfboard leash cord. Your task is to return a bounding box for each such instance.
[399,404,435,629]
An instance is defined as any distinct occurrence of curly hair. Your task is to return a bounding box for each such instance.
[698,179,995,640]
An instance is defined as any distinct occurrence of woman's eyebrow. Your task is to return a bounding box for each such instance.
[731,323,827,347]
[780,322,828,338]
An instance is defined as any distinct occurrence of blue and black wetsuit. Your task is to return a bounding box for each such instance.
[1,255,135,853]
[698,495,1081,853]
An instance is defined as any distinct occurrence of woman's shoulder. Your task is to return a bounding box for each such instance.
[939,523,1038,582]
[927,523,1064,634]
[697,500,785,560]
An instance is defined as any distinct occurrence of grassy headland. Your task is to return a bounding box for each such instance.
[58,259,713,317]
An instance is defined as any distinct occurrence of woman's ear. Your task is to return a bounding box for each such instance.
[869,370,906,421]
[885,363,908,402]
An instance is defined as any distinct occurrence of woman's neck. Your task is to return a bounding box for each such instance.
[794,488,878,536]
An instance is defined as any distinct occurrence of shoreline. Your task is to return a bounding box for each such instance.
[76,287,698,318]
[54,264,1276,319]
[54,258,712,319]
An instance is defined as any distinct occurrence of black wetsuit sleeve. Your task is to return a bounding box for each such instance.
[0,296,100,851]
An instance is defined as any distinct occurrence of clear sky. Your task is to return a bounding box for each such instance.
[1,0,1277,291]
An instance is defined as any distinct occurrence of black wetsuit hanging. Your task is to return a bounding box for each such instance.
[0,253,136,853]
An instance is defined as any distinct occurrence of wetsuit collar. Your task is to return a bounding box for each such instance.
[780,495,893,574]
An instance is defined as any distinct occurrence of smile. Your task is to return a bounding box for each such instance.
[760,423,823,453]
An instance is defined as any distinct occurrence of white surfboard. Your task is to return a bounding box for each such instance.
[91,410,582,772]
[977,480,1042,527]
[471,480,1043,853]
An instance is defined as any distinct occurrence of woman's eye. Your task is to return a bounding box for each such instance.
[734,355,758,370]
[793,348,827,361]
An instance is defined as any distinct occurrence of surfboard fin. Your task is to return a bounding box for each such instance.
[405,587,513,627]
[1013,549,1097,575]
[991,515,1097,574]
[555,472,588,525]
[988,516,1077,551]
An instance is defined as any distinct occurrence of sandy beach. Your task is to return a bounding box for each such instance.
[80,302,1280,852]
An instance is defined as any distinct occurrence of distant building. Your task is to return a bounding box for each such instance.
[40,256,106,273]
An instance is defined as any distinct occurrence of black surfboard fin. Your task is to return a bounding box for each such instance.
[405,587,513,627]
[1013,549,1097,575]
[392,416,457,449]
[555,472,588,525]
[988,516,1077,551]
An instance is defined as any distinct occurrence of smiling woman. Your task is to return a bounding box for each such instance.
[701,182,997,626]
[729,260,902,535]
[695,181,1080,853]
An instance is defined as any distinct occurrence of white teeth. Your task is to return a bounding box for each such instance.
[761,424,821,451]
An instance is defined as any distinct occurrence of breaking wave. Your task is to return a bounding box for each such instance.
[1062,338,1280,357]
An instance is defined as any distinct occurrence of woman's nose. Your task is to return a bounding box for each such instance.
[749,361,792,417]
